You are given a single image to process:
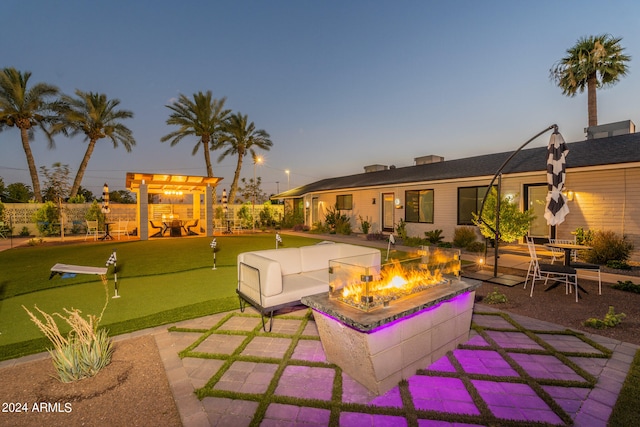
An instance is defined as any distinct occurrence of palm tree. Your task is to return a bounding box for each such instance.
[550,34,630,127]
[218,112,273,203]
[161,91,230,178]
[0,68,62,202]
[56,90,136,197]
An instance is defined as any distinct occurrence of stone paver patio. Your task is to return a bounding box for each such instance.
[153,304,638,426]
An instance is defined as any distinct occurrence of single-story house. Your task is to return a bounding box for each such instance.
[273,121,640,260]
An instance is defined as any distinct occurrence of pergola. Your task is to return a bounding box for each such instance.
[125,172,222,240]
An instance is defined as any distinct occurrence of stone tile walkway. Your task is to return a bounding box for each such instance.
[152,304,639,426]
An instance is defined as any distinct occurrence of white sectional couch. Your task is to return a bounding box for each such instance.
[237,242,381,330]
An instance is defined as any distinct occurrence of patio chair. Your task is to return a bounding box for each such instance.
[548,238,565,264]
[186,219,199,235]
[149,221,165,237]
[525,237,579,302]
[555,238,578,262]
[85,220,100,241]
[112,220,130,240]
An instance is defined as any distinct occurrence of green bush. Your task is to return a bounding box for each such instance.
[85,200,106,229]
[34,201,60,236]
[583,306,626,329]
[453,226,477,248]
[466,241,486,253]
[612,280,640,294]
[424,229,444,245]
[395,219,407,239]
[358,216,371,234]
[583,230,634,264]
[484,288,508,304]
[607,260,632,270]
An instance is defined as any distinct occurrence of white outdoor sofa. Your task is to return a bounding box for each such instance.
[237,242,381,331]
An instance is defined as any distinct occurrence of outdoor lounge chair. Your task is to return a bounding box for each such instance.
[525,237,579,302]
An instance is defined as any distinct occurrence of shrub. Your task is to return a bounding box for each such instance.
[466,241,486,253]
[34,201,60,236]
[612,280,640,294]
[574,227,594,245]
[424,229,444,245]
[453,226,477,248]
[358,216,371,235]
[20,226,30,237]
[437,242,453,248]
[395,219,407,239]
[583,230,634,264]
[85,200,106,228]
[607,260,632,270]
[583,306,626,329]
[484,288,508,304]
[472,188,534,243]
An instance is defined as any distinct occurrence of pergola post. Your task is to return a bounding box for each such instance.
[139,181,149,240]
[205,184,214,236]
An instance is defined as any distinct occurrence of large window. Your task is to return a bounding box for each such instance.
[405,189,434,223]
[458,186,490,225]
[336,194,353,210]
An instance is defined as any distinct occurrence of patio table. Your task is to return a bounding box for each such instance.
[545,242,591,267]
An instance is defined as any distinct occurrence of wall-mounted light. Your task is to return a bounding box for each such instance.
[372,198,376,204]
[394,198,403,209]
[305,200,310,208]
[567,190,574,202]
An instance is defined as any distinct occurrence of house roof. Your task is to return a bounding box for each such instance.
[274,132,640,198]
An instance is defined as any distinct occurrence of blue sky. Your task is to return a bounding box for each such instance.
[2,0,640,197]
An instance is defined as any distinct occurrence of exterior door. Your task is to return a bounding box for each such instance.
[526,184,549,239]
[311,197,319,224]
[382,193,395,232]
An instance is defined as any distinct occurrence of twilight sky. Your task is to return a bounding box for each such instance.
[2,0,640,198]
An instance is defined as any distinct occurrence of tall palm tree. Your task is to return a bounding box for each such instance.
[161,91,230,178]
[218,112,273,203]
[0,68,62,202]
[550,34,630,127]
[56,90,136,197]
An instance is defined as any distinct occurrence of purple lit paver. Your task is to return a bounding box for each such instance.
[472,380,563,424]
[426,356,457,373]
[485,331,544,350]
[291,339,327,362]
[508,353,584,381]
[409,376,480,415]
[341,373,379,404]
[454,349,518,377]
[340,412,408,427]
[214,361,278,394]
[262,403,330,426]
[464,335,489,347]
[275,366,335,400]
[537,333,605,354]
[542,385,590,417]
[368,386,403,408]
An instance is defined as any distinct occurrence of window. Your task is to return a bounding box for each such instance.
[405,189,434,223]
[336,194,353,210]
[458,186,490,225]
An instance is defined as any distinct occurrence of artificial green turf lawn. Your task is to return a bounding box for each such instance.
[0,234,331,360]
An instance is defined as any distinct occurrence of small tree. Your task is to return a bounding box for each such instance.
[85,200,106,229]
[34,201,60,236]
[472,188,535,243]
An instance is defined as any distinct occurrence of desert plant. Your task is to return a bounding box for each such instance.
[453,226,477,248]
[359,215,371,235]
[612,280,640,294]
[583,230,634,264]
[574,227,595,245]
[22,279,113,382]
[20,226,30,236]
[484,288,508,304]
[395,219,407,240]
[583,306,626,329]
[424,229,444,245]
[472,188,535,243]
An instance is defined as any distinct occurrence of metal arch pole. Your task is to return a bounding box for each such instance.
[477,124,557,277]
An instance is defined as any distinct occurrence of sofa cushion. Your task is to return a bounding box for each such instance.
[246,248,302,275]
[300,243,340,272]
[261,273,328,309]
[239,253,283,297]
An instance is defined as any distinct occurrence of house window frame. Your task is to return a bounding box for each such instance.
[457,185,491,225]
[404,189,434,223]
[336,194,353,210]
